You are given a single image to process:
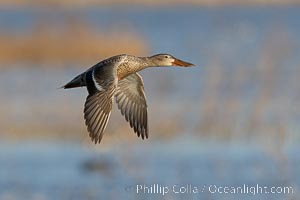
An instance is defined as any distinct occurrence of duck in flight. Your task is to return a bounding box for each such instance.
[62,54,194,144]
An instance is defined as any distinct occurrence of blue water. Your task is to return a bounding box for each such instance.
[0,139,299,200]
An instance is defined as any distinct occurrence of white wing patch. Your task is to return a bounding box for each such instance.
[92,70,103,91]
[91,54,126,92]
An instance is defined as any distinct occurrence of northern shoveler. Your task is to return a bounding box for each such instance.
[62,54,194,144]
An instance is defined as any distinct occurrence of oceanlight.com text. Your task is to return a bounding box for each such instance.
[128,184,294,196]
[208,184,293,195]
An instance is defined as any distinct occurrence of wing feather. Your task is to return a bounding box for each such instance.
[115,73,148,139]
[83,59,119,144]
[84,89,115,144]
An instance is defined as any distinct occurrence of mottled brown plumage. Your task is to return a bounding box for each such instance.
[62,53,194,144]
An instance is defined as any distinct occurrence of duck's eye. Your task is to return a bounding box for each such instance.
[164,56,169,58]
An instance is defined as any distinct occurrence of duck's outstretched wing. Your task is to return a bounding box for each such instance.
[115,73,148,139]
[84,61,119,144]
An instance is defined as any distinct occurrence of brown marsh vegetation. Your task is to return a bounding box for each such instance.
[0,18,148,66]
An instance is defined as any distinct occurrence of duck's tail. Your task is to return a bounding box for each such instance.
[60,73,86,89]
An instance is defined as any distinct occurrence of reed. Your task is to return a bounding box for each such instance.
[196,28,298,144]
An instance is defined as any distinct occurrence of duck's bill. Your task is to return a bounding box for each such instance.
[172,58,194,67]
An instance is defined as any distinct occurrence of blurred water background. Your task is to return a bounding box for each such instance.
[0,2,300,200]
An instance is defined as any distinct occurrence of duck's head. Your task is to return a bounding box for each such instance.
[149,54,194,67]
